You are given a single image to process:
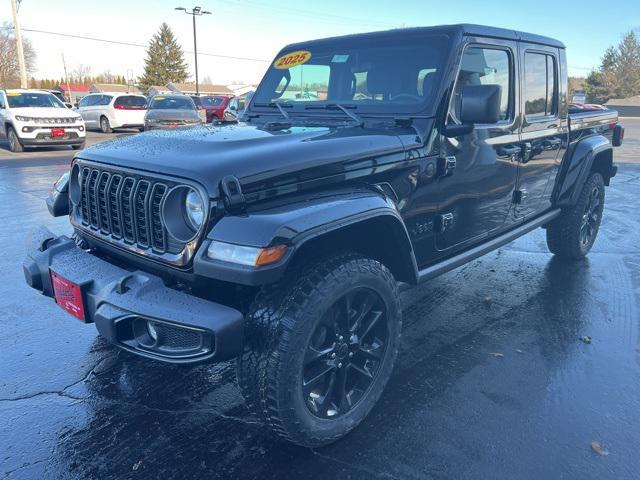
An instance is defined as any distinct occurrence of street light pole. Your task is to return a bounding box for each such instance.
[10,0,27,88]
[192,13,198,95]
[175,6,211,96]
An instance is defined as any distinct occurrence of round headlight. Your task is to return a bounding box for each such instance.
[185,189,204,230]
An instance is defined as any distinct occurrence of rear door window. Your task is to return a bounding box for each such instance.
[201,96,224,107]
[99,95,113,106]
[524,52,557,119]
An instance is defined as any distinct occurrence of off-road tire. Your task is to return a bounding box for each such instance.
[7,127,24,153]
[100,116,112,134]
[237,253,402,447]
[546,172,605,259]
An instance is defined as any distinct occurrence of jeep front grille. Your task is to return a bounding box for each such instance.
[78,166,176,254]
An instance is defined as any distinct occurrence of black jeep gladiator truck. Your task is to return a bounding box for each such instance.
[25,24,624,447]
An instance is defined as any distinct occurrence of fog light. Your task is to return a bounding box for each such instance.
[78,126,85,132]
[147,321,159,341]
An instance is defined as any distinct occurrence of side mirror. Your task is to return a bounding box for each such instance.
[230,104,237,111]
[442,85,502,138]
[460,84,502,124]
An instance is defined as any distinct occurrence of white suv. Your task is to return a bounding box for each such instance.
[0,89,86,152]
[77,93,147,133]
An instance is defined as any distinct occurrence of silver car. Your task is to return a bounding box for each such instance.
[144,95,202,130]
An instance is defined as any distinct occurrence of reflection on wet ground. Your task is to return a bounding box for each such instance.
[1,155,639,479]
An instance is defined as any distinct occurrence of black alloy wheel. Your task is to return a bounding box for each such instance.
[580,184,601,248]
[303,288,388,419]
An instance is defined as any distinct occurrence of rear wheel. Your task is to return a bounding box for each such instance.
[237,253,402,447]
[100,116,112,134]
[7,127,24,153]
[546,172,605,259]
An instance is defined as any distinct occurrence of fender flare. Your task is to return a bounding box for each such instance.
[553,134,612,207]
[193,188,418,286]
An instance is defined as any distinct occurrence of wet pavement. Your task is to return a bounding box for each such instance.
[1,122,639,479]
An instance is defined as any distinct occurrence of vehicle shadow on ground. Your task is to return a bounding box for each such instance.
[51,255,592,480]
[0,131,139,154]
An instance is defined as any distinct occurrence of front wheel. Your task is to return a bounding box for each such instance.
[546,172,605,259]
[7,127,24,153]
[237,254,402,447]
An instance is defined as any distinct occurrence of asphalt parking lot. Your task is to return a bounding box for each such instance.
[1,121,639,479]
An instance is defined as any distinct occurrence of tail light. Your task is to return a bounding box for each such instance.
[612,124,624,147]
[114,104,146,110]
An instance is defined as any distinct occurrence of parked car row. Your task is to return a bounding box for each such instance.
[1,87,251,152]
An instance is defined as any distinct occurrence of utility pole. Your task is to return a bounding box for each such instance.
[175,6,211,96]
[61,53,71,104]
[10,0,27,88]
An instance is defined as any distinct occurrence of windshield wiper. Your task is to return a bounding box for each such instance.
[253,102,291,121]
[305,103,364,127]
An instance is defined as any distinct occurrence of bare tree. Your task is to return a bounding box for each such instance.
[0,23,36,88]
[72,64,91,84]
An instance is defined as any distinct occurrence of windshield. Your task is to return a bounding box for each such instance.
[149,96,195,110]
[6,92,67,109]
[200,96,225,107]
[252,33,449,115]
[114,95,147,109]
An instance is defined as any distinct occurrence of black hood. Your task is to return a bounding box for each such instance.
[79,122,420,198]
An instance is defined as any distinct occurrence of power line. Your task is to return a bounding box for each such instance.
[1,26,271,63]
[216,0,396,29]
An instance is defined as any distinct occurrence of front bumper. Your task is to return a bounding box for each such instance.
[23,226,244,364]
[21,136,85,147]
[16,124,85,142]
[144,123,199,131]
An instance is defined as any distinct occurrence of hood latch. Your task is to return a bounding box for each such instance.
[220,175,246,214]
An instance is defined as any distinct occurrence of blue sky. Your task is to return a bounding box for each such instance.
[1,0,638,83]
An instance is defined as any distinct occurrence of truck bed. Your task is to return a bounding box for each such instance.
[569,108,619,140]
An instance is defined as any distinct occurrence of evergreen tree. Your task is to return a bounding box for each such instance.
[615,31,640,98]
[585,31,640,102]
[139,23,188,90]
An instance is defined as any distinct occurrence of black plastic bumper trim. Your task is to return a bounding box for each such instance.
[23,226,244,364]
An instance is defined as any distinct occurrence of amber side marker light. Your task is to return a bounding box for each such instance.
[255,244,288,267]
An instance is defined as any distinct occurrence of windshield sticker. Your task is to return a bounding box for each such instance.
[274,50,311,70]
[6,93,21,96]
[154,96,165,100]
[332,54,349,63]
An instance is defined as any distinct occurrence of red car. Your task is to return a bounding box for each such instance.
[191,95,232,122]
[568,102,607,113]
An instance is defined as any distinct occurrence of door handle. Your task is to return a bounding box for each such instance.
[543,138,562,150]
[497,145,521,161]
[438,156,456,177]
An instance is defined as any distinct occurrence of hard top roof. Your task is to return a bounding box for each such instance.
[283,23,565,50]
[1,88,53,94]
